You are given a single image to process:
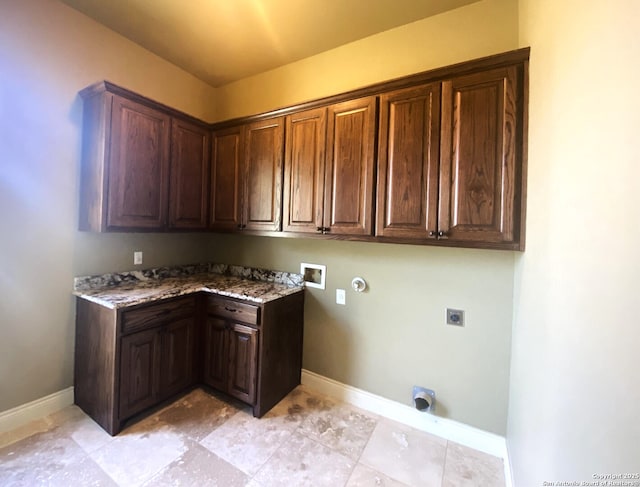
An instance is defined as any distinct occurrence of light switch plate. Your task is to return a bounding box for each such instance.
[134,251,143,265]
[336,289,346,305]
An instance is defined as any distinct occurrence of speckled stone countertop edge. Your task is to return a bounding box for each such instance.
[73,262,304,291]
[72,263,305,309]
[73,282,304,310]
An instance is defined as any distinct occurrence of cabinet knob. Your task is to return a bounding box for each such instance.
[428,230,437,238]
[437,230,449,239]
[323,227,330,234]
[317,227,323,233]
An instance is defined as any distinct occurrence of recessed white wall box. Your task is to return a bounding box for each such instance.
[134,251,143,265]
[300,263,326,289]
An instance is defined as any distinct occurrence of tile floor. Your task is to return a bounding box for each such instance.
[0,386,505,487]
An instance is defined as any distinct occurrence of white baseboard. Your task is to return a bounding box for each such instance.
[301,369,512,487]
[0,387,74,433]
[505,443,514,487]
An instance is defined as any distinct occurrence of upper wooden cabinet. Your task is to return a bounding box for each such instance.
[283,107,326,233]
[210,118,284,232]
[169,119,210,230]
[376,64,525,249]
[79,82,210,232]
[324,98,377,235]
[210,125,244,231]
[283,97,376,236]
[79,48,528,248]
[243,118,285,231]
[376,83,441,239]
[106,95,170,230]
[438,66,522,246]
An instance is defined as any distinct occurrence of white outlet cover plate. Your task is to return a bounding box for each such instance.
[336,289,346,305]
[134,251,143,265]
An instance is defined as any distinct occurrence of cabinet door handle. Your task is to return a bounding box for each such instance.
[323,227,330,234]
[437,230,449,239]
[237,224,243,229]
[317,227,323,233]
[428,230,437,238]
[224,307,237,313]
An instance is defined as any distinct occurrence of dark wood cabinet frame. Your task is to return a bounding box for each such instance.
[74,291,304,435]
[79,47,529,250]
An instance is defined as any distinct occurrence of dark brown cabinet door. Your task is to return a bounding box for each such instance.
[324,97,376,235]
[169,119,210,230]
[210,126,244,231]
[377,84,441,239]
[75,290,305,434]
[227,323,258,404]
[202,316,228,391]
[107,95,170,230]
[283,108,326,233]
[243,118,284,231]
[119,328,161,419]
[160,318,197,399]
[439,66,520,244]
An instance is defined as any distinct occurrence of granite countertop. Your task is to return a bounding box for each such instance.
[73,263,305,309]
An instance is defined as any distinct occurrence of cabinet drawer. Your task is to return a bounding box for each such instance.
[207,297,259,325]
[121,297,195,334]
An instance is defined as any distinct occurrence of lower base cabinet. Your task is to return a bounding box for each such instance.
[119,317,197,420]
[203,297,259,405]
[202,294,304,418]
[160,318,198,398]
[227,323,259,404]
[74,290,304,435]
[119,327,161,420]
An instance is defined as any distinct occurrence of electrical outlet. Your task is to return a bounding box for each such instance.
[336,289,346,305]
[446,308,464,326]
[134,251,143,265]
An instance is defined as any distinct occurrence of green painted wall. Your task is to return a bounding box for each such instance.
[1,0,519,437]
[209,0,519,435]
[0,0,215,412]
[209,234,514,434]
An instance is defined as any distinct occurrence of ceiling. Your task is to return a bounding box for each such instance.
[60,0,478,87]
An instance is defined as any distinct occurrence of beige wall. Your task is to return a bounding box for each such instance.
[213,0,518,121]
[1,0,521,436]
[208,0,520,434]
[5,0,638,477]
[509,0,640,484]
[0,0,215,412]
